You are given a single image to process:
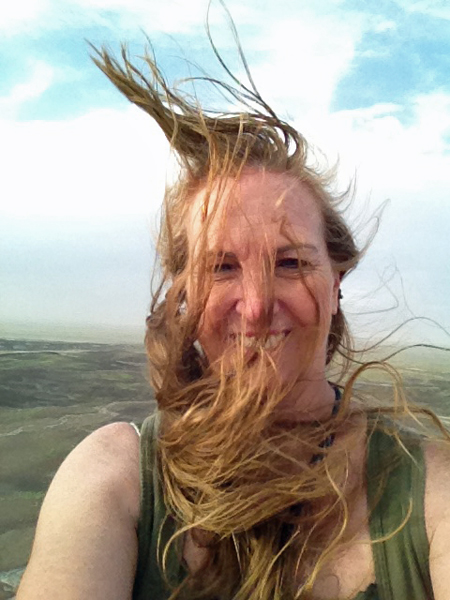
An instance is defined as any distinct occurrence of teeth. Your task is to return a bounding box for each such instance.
[232,333,286,350]
[264,333,285,349]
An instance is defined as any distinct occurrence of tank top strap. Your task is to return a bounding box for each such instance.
[133,412,184,600]
[366,426,433,600]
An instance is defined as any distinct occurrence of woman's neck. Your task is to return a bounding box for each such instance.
[274,378,338,424]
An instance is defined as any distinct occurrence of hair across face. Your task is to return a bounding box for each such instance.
[90,43,360,386]
[187,169,340,410]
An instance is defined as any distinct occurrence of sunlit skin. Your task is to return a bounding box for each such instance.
[188,169,340,421]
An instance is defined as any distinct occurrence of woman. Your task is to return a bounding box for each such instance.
[17,41,450,600]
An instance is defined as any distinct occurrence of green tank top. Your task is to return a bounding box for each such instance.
[132,414,433,600]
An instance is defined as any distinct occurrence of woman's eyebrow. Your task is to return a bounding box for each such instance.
[207,250,237,260]
[206,246,318,260]
[276,243,319,254]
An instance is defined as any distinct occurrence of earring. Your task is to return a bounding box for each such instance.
[193,339,206,358]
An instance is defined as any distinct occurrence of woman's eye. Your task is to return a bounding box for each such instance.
[276,258,314,272]
[277,258,299,269]
[214,262,235,273]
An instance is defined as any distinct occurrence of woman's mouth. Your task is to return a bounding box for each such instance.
[230,331,290,350]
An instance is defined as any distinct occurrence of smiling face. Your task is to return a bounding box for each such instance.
[188,169,340,388]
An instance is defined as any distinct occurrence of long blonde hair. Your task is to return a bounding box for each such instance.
[92,38,446,600]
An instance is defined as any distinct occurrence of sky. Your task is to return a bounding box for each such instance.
[1,0,449,347]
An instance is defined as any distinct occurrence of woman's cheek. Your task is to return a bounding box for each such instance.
[198,299,227,360]
[281,284,317,327]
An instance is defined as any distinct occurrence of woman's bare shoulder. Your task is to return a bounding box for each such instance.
[68,421,140,483]
[16,422,141,600]
[424,439,450,600]
[52,421,141,516]
[424,440,450,530]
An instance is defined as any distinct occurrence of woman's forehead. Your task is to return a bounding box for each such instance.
[188,170,324,250]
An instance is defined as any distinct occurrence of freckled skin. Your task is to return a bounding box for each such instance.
[188,169,340,420]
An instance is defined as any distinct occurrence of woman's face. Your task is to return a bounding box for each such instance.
[188,169,340,385]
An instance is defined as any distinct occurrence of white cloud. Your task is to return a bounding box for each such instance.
[0,0,49,33]
[221,5,378,126]
[411,92,450,154]
[293,90,450,200]
[0,60,55,118]
[0,0,212,36]
[294,90,450,336]
[395,0,450,20]
[69,0,210,34]
[0,106,170,217]
[373,20,397,32]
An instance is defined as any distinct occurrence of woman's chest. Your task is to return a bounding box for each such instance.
[310,490,375,599]
[310,526,375,599]
[183,505,375,600]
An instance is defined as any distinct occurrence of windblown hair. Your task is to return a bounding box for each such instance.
[92,38,447,600]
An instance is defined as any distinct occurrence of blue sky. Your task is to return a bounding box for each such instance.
[1,0,449,346]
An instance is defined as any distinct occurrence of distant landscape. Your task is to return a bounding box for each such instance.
[0,336,154,600]
[0,334,448,599]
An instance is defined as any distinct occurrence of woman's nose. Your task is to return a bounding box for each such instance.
[235,275,278,325]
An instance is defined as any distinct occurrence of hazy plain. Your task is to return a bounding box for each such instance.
[0,335,154,599]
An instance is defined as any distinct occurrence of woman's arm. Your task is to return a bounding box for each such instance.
[425,441,450,600]
[16,422,141,600]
